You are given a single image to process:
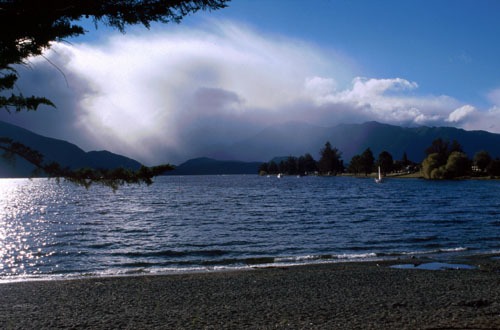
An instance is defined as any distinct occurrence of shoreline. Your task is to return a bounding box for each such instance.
[0,247,483,284]
[1,254,499,329]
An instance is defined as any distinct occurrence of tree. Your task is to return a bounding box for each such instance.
[268,161,279,174]
[360,148,375,176]
[279,161,286,174]
[422,151,470,179]
[318,141,342,175]
[297,153,317,175]
[285,156,298,175]
[474,150,492,172]
[450,140,463,153]
[402,152,409,166]
[376,151,393,175]
[422,153,442,179]
[445,152,470,178]
[424,137,450,166]
[258,162,268,175]
[424,138,464,168]
[0,0,229,187]
[425,137,449,157]
[487,158,500,177]
[347,155,363,174]
[421,138,469,180]
[0,137,172,189]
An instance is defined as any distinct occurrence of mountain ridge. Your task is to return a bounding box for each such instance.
[4,120,500,177]
[165,157,263,175]
[210,121,500,163]
[0,120,142,177]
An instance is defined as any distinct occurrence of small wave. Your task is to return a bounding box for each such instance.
[88,242,114,249]
[202,256,275,266]
[377,247,469,257]
[336,252,377,259]
[111,249,228,258]
[275,252,377,263]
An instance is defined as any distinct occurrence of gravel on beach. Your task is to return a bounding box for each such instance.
[1,255,500,329]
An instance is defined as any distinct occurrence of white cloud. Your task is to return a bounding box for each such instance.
[446,105,476,123]
[311,77,459,126]
[29,22,352,163]
[303,76,337,100]
[12,20,500,164]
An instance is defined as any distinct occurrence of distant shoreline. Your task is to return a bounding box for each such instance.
[3,172,500,180]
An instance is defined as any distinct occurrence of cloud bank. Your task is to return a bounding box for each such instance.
[3,21,500,164]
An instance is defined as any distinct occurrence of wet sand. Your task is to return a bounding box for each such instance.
[1,255,499,329]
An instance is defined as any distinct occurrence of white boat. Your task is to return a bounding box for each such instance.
[375,166,384,183]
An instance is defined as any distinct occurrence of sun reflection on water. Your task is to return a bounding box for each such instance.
[0,178,58,277]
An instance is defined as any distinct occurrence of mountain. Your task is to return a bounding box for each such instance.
[165,157,263,175]
[0,121,142,178]
[210,121,500,163]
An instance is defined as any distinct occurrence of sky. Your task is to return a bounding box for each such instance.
[2,0,500,165]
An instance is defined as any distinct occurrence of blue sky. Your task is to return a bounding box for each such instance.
[73,0,500,107]
[3,0,500,164]
[194,0,500,107]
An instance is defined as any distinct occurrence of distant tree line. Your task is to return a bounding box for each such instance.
[259,137,500,179]
[258,142,343,176]
[346,149,418,176]
[421,137,500,179]
[258,141,417,177]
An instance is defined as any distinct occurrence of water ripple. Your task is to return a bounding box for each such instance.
[1,176,500,280]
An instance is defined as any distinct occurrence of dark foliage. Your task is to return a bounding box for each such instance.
[259,152,319,176]
[347,155,363,174]
[258,162,268,174]
[424,137,449,165]
[360,148,375,176]
[298,153,317,174]
[268,161,279,174]
[0,137,173,189]
[450,139,463,153]
[424,138,464,168]
[422,138,470,179]
[486,158,500,177]
[402,152,409,166]
[445,152,471,178]
[474,150,492,172]
[318,141,343,175]
[376,151,393,175]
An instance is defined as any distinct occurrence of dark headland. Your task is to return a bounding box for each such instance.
[1,254,499,329]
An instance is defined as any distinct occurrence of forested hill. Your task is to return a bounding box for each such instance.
[0,121,142,178]
[210,121,500,163]
[165,157,263,175]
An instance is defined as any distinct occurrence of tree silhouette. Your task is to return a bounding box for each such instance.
[0,0,229,187]
[474,150,492,172]
[402,152,409,166]
[376,151,393,175]
[487,158,500,176]
[318,141,342,175]
[360,148,375,176]
[268,161,279,174]
[347,155,363,174]
[425,137,449,156]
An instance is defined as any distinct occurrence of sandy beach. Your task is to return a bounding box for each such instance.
[1,255,499,329]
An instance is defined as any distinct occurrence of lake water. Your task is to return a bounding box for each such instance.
[1,175,499,282]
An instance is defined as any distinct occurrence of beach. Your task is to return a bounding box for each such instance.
[1,255,499,329]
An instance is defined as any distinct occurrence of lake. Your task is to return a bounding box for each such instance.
[1,175,499,282]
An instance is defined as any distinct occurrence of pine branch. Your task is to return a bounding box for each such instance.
[0,138,173,190]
